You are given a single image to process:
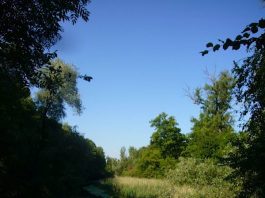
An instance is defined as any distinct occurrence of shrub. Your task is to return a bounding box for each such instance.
[167,158,233,186]
[166,157,242,197]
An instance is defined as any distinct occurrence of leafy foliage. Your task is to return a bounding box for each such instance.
[150,113,187,159]
[132,147,176,178]
[167,158,233,186]
[185,71,236,159]
[109,113,186,178]
[0,69,107,198]
[166,158,240,198]
[228,50,265,197]
[36,58,82,120]
[201,18,265,56]
[202,11,265,197]
[0,0,90,86]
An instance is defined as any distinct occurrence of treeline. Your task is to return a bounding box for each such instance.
[106,15,265,197]
[0,66,108,197]
[106,71,244,196]
[0,1,110,197]
[1,0,265,197]
[107,71,236,177]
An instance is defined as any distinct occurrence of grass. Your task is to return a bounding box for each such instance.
[104,177,174,197]
[84,177,237,198]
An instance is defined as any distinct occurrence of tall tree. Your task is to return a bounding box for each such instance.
[150,113,186,159]
[185,71,235,159]
[202,8,265,196]
[228,50,265,197]
[36,58,82,120]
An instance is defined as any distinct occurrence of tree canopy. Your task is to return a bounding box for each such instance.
[202,14,265,197]
[150,113,186,159]
[36,58,82,120]
[185,71,235,159]
[0,0,90,86]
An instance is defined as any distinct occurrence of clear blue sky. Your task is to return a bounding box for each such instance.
[55,0,264,158]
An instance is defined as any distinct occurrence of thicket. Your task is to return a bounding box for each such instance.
[0,72,108,197]
[0,1,110,197]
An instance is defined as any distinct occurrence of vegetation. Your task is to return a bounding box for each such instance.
[228,49,265,197]
[97,176,237,198]
[150,113,186,159]
[1,0,265,197]
[36,58,82,120]
[0,1,108,197]
[0,69,108,197]
[202,11,265,197]
[0,0,91,87]
[105,177,173,198]
[105,72,241,197]
[184,71,236,160]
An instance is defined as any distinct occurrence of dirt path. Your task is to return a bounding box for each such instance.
[84,185,111,198]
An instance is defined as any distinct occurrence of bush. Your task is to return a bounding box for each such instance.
[166,157,241,197]
[167,158,232,186]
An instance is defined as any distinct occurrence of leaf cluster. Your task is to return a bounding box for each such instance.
[201,18,265,56]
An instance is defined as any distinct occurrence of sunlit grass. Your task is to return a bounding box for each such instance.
[102,176,237,198]
[104,176,174,197]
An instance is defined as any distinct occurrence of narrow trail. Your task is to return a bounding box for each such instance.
[84,185,111,198]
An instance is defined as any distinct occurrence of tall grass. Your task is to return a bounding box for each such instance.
[104,177,174,197]
[104,176,238,198]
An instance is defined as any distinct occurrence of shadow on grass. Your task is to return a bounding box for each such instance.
[83,180,118,198]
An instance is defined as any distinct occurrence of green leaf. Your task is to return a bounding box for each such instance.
[242,27,250,33]
[200,50,208,56]
[251,26,258,34]
[232,41,240,50]
[213,44,220,52]
[236,35,242,40]
[206,42,214,48]
[223,43,229,50]
[258,19,265,28]
[243,33,250,38]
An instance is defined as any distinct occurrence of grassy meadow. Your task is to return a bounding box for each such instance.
[85,176,237,198]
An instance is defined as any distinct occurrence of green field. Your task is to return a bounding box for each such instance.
[84,176,236,198]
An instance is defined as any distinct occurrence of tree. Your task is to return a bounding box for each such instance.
[0,85,108,197]
[0,0,90,86]
[228,50,265,197]
[0,1,103,197]
[36,58,82,120]
[185,71,236,159]
[202,12,265,196]
[134,147,164,178]
[150,113,186,159]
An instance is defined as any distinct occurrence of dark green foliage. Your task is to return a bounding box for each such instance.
[133,147,176,178]
[228,50,265,197]
[0,1,105,197]
[203,18,265,54]
[106,157,119,177]
[185,71,236,160]
[0,73,107,197]
[185,114,236,159]
[0,0,90,86]
[203,12,265,196]
[150,113,186,159]
[121,147,140,176]
[108,145,176,179]
[110,113,185,178]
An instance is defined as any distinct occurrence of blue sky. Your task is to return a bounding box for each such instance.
[55,0,264,158]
